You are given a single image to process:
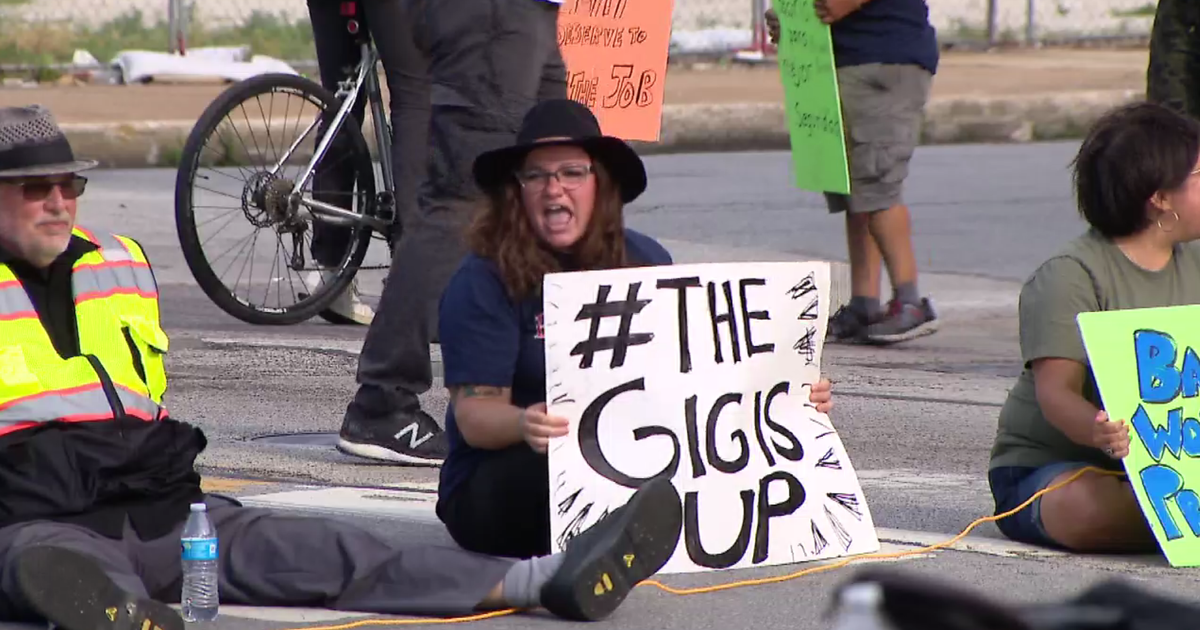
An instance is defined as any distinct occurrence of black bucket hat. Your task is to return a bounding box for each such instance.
[472,99,647,203]
[0,105,98,178]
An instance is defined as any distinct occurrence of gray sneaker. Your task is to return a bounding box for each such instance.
[864,297,939,345]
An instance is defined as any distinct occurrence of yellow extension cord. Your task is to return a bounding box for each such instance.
[281,466,1126,630]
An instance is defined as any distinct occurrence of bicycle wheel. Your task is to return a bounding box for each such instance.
[174,72,378,326]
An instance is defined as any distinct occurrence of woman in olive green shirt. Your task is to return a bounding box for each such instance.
[990,102,1200,552]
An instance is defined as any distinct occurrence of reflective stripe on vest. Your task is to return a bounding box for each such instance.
[0,383,161,425]
[71,229,158,302]
[0,227,168,436]
[0,280,34,321]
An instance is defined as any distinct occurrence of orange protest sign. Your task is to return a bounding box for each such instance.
[557,0,675,142]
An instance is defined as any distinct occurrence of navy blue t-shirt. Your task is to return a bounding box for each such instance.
[437,229,673,498]
[831,0,939,76]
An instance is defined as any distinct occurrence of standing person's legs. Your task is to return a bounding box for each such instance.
[1147,0,1200,121]
[537,24,569,102]
[304,0,376,325]
[823,62,937,345]
[362,0,431,238]
[336,0,563,465]
[1,521,180,628]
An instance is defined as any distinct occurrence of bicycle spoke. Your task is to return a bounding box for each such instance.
[274,231,304,309]
[236,102,268,166]
[198,211,250,254]
[265,235,283,309]
[193,207,241,230]
[255,94,278,161]
[194,185,242,202]
[231,228,261,303]
[202,125,255,180]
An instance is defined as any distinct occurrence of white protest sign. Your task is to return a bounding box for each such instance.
[543,261,878,575]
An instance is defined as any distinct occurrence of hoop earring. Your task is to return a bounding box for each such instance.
[1158,210,1180,233]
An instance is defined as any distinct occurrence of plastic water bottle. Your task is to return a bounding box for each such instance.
[829,582,897,630]
[180,502,219,622]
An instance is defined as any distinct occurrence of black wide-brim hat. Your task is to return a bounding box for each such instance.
[473,99,648,204]
[0,104,98,179]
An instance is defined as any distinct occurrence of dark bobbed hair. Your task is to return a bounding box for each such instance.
[1073,101,1200,238]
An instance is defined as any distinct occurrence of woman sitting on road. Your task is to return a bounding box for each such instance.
[989,101,1200,553]
[433,98,836,558]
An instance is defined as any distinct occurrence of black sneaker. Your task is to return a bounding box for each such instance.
[540,476,683,622]
[827,304,870,343]
[16,545,184,630]
[336,410,449,466]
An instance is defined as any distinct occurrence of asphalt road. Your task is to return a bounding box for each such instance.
[7,142,1199,630]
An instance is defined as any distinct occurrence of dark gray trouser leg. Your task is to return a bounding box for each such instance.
[344,0,566,421]
[537,23,569,103]
[0,521,147,622]
[306,0,361,267]
[130,501,515,616]
[364,0,431,239]
[307,0,430,267]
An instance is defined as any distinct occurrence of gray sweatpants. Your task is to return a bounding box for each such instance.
[346,0,567,419]
[0,496,514,621]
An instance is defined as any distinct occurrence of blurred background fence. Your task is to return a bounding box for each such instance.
[0,0,1161,76]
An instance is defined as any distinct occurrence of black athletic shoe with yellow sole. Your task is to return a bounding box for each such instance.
[16,545,184,630]
[540,476,683,621]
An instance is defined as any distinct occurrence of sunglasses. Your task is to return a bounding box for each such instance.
[11,175,88,201]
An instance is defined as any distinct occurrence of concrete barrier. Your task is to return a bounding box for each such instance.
[64,89,1142,169]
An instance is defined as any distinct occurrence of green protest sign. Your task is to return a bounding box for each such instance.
[1078,305,1200,566]
[772,0,850,195]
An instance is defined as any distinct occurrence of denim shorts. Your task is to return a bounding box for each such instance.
[988,461,1092,550]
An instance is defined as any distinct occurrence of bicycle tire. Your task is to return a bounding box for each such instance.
[174,72,377,326]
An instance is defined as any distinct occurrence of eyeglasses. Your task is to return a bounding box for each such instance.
[14,175,88,201]
[514,164,593,192]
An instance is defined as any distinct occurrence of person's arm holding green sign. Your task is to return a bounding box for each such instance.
[765,0,871,38]
[764,0,851,194]
[1030,354,1132,459]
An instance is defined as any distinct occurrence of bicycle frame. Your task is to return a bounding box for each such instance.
[275,41,393,234]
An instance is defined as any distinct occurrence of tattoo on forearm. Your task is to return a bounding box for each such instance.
[459,385,504,398]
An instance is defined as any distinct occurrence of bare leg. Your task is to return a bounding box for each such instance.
[1039,469,1157,553]
[867,203,919,292]
[861,202,937,344]
[846,212,883,301]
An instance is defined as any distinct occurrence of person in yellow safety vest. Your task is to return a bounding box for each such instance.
[0,104,682,630]
[0,223,168,434]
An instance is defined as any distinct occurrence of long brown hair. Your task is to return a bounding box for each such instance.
[466,156,630,301]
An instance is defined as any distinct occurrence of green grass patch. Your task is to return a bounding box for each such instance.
[0,8,316,68]
[1111,3,1156,18]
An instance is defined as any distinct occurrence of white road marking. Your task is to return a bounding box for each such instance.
[876,527,1067,559]
[209,606,373,622]
[238,486,441,524]
[197,336,442,362]
[855,469,988,491]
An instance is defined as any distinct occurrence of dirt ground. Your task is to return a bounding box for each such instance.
[0,49,1149,125]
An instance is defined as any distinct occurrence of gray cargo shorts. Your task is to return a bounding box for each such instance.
[825,63,932,215]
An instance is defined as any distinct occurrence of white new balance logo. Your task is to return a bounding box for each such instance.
[393,422,433,449]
